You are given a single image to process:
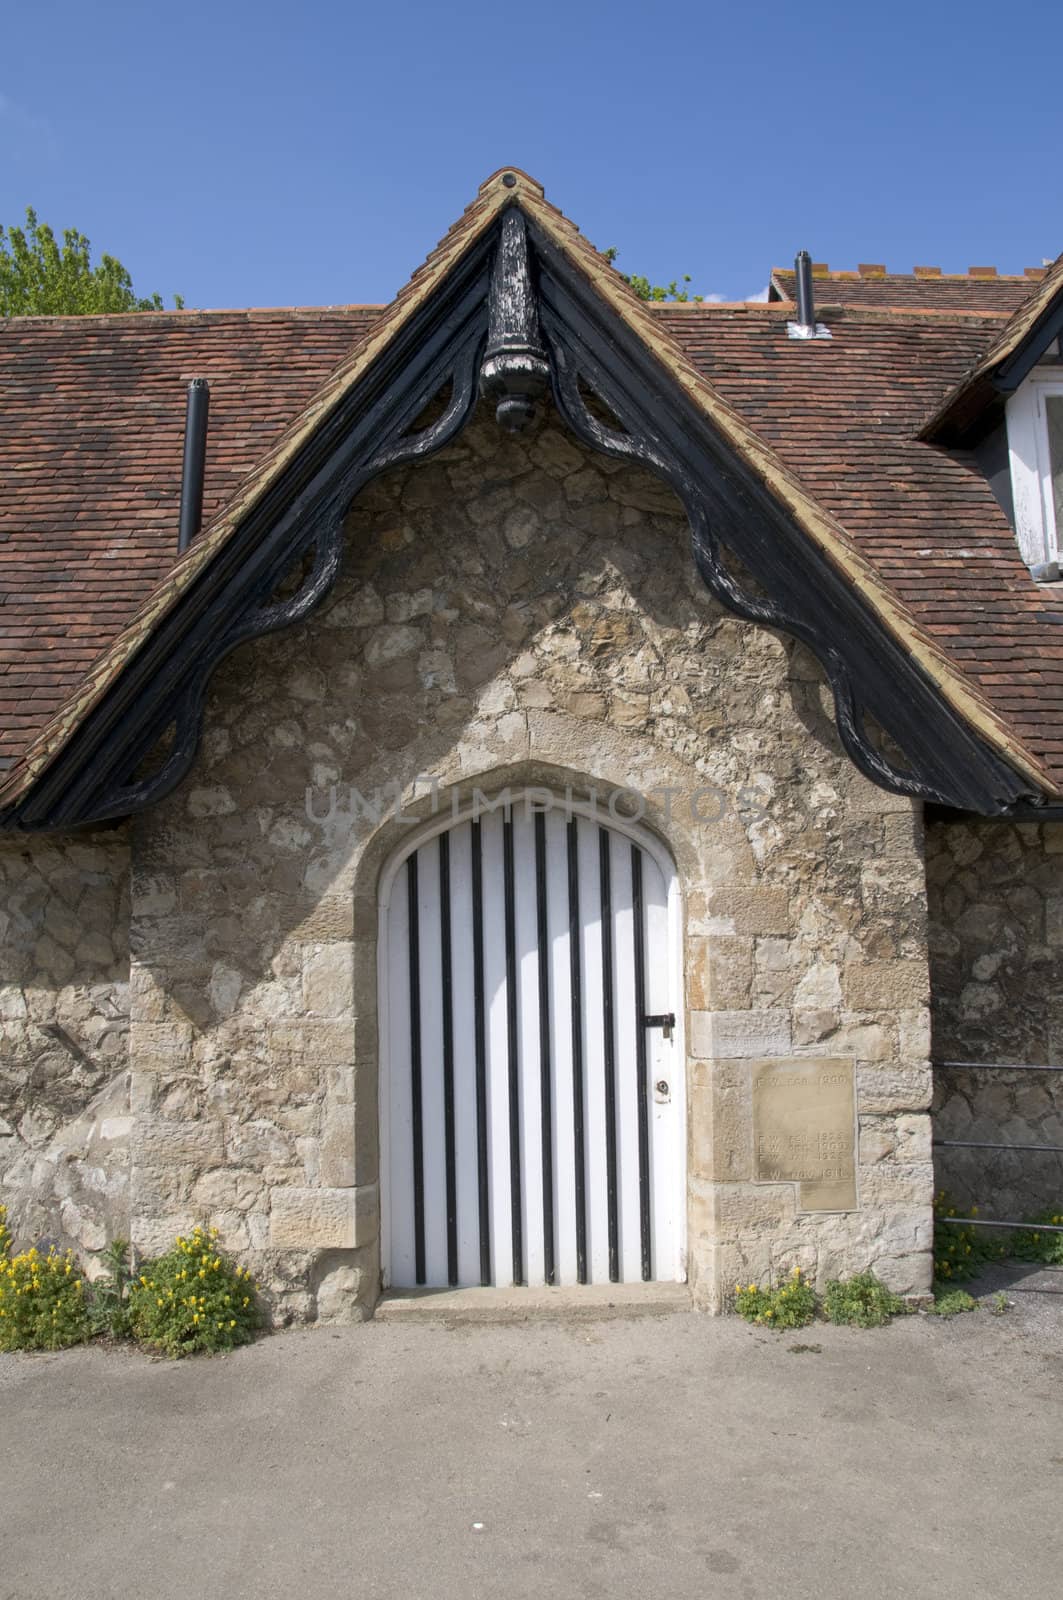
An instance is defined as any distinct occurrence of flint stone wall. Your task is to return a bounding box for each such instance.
[927,819,1063,1218]
[2,404,935,1315]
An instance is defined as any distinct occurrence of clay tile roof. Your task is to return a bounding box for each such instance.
[1,172,1061,808]
[922,248,1063,442]
[653,300,1063,791]
[0,306,382,770]
[770,265,1041,312]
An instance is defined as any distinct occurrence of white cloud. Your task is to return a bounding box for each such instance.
[745,286,770,303]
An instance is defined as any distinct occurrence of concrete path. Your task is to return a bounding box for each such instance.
[2,1285,1061,1600]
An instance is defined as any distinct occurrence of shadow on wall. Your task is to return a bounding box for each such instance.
[927,817,1063,1217]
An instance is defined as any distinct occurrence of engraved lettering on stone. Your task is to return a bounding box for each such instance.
[751,1056,857,1211]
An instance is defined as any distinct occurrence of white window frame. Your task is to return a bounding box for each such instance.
[1006,371,1063,565]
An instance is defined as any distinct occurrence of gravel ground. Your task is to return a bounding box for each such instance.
[2,1287,1061,1600]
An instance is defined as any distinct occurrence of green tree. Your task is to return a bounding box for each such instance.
[0,208,184,315]
[604,246,703,303]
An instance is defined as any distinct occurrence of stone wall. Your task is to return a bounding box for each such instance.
[927,819,1063,1218]
[3,403,935,1314]
[0,829,131,1258]
[4,406,941,1318]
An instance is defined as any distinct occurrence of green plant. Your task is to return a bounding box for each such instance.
[1,208,184,315]
[933,1192,1005,1283]
[1008,1212,1063,1267]
[89,1237,133,1340]
[991,1291,1012,1315]
[127,1226,261,1358]
[929,1288,977,1318]
[822,1271,907,1328]
[0,1241,90,1351]
[734,1267,816,1329]
[603,247,704,303]
[0,1203,11,1260]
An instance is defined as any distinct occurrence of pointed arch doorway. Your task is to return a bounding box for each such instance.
[378,790,686,1291]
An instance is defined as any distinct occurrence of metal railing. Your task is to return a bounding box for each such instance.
[933,1059,1063,1234]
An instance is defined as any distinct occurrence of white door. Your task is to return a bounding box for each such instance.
[379,795,685,1289]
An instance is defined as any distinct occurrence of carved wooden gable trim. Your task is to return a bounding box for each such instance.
[0,174,1051,830]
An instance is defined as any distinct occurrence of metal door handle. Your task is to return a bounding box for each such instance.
[643,1012,675,1040]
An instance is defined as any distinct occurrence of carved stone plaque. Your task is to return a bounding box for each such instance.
[751,1057,857,1212]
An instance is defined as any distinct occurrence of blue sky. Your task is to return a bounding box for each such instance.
[2,0,1061,310]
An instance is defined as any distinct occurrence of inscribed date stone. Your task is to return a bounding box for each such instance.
[751,1057,857,1211]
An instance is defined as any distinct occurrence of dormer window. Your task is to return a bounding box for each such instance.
[1006,368,1063,566]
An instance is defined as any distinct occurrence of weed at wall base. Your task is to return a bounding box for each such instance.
[734,1267,817,1329]
[822,1272,907,1328]
[127,1226,263,1358]
[0,1235,90,1353]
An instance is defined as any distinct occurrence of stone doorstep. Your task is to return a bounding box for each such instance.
[373,1282,693,1324]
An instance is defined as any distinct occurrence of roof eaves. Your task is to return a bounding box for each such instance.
[1,171,1057,812]
[520,195,1057,800]
[0,171,528,810]
[921,248,1063,443]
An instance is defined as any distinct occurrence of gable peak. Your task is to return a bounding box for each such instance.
[477,167,546,200]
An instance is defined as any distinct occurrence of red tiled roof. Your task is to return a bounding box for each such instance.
[922,248,1063,442]
[1,189,1061,802]
[657,302,1063,782]
[0,307,380,767]
[770,266,1043,313]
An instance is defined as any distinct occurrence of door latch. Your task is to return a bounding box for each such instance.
[643,1012,675,1041]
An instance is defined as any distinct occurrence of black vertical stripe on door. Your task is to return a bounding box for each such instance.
[407,854,426,1286]
[534,811,556,1285]
[630,845,653,1281]
[471,818,491,1286]
[503,810,524,1285]
[438,832,458,1287]
[567,817,588,1285]
[598,826,620,1283]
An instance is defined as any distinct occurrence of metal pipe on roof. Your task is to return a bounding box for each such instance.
[178,378,210,554]
[794,250,815,330]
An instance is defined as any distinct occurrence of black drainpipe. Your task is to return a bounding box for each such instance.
[178,378,210,554]
[794,250,815,330]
